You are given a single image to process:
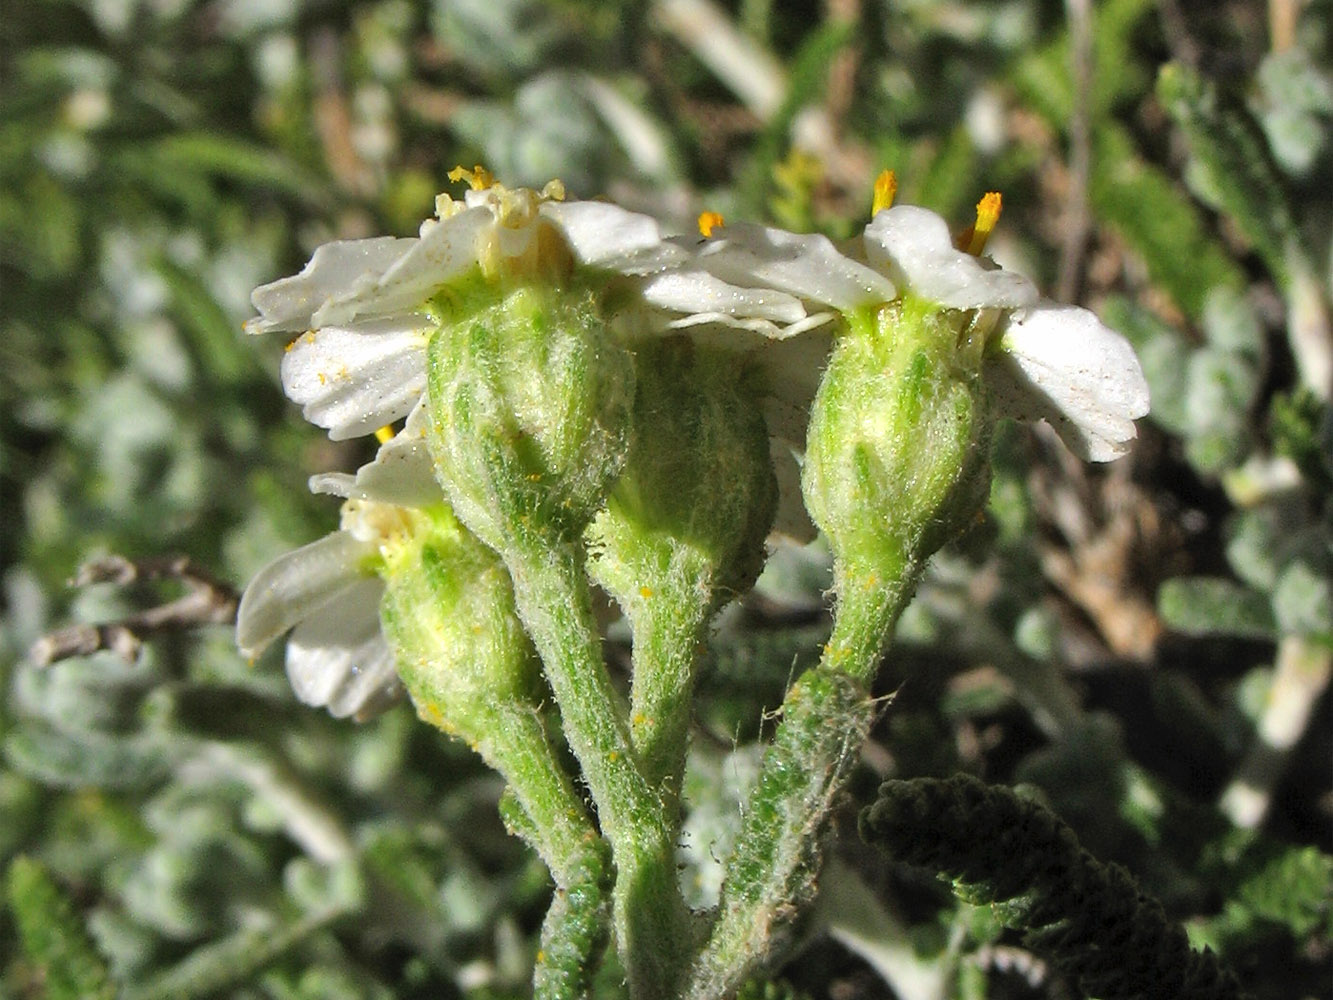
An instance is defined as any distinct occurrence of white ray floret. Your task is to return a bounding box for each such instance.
[690,195,1149,463]
[248,171,819,441]
[236,485,436,720]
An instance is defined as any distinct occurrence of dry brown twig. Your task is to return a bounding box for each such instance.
[28,554,239,668]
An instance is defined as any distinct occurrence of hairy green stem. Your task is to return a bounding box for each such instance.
[686,555,923,998]
[684,668,877,1000]
[822,554,924,686]
[628,579,711,804]
[474,702,602,890]
[505,535,696,1000]
[532,827,614,1000]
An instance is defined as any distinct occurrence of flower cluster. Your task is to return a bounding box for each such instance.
[236,167,1149,718]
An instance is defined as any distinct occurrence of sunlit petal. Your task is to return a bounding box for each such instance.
[990,305,1150,461]
[864,206,1037,310]
[699,222,897,311]
[247,237,416,335]
[236,531,375,658]
[285,578,401,719]
[542,200,692,273]
[280,319,430,440]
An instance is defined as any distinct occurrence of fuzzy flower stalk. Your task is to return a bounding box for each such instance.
[683,175,1149,995]
[237,167,1149,1000]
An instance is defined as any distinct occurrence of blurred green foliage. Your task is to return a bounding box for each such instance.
[2,0,1330,997]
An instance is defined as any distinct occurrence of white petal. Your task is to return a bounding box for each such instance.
[285,578,402,719]
[990,305,1150,461]
[309,472,356,498]
[313,206,494,327]
[236,531,375,658]
[280,318,430,440]
[642,269,808,324]
[335,400,442,506]
[864,206,1037,310]
[247,237,417,335]
[662,311,785,340]
[541,201,691,274]
[699,223,897,311]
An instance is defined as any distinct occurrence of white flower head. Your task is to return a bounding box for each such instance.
[691,176,1150,464]
[249,167,821,442]
[863,189,1148,461]
[236,473,431,721]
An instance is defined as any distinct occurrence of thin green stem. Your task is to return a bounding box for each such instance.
[683,669,876,1000]
[822,553,923,686]
[505,535,696,1000]
[685,554,924,999]
[475,702,601,889]
[463,695,614,999]
[628,577,711,804]
[531,818,614,1000]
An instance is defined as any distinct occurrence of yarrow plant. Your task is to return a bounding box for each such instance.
[238,167,1150,999]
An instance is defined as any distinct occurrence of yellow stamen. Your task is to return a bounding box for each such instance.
[374,424,395,444]
[871,169,898,216]
[697,211,725,237]
[962,191,1002,256]
[447,164,496,190]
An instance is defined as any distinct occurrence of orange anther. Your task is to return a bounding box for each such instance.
[697,211,725,237]
[872,169,898,215]
[961,191,1002,255]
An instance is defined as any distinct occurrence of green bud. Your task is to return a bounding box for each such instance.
[378,505,608,902]
[378,506,540,743]
[588,337,777,620]
[425,282,635,553]
[803,299,992,599]
[586,337,777,795]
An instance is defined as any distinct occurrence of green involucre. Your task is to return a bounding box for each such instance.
[378,511,540,741]
[588,337,777,616]
[424,281,635,553]
[802,300,991,586]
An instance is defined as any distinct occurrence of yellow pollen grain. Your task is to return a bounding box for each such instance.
[697,211,725,237]
[608,751,619,762]
[448,164,495,190]
[374,425,395,444]
[872,169,898,215]
[633,713,647,726]
[963,191,1003,256]
[317,372,326,385]
[639,585,653,598]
